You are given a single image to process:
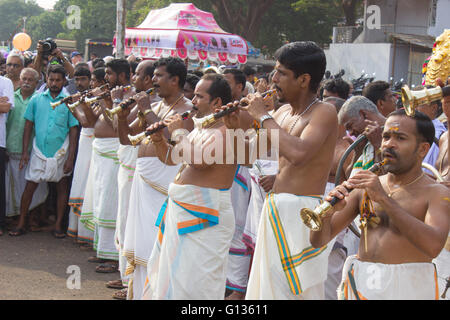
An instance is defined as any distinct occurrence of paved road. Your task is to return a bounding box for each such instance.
[0,230,120,300]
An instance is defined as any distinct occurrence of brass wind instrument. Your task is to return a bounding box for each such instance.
[300,159,388,231]
[201,89,277,128]
[401,85,450,117]
[81,84,132,108]
[105,87,156,120]
[128,108,197,146]
[58,84,110,111]
[50,84,109,110]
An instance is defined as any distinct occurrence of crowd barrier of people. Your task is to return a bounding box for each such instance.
[0,38,449,301]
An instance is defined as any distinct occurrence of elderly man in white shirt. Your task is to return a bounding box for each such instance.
[0,75,14,236]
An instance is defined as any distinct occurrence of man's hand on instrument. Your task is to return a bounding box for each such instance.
[146,121,165,143]
[240,93,268,121]
[111,86,124,101]
[71,92,82,103]
[325,183,351,213]
[135,91,150,113]
[164,114,183,134]
[117,105,131,120]
[363,120,383,150]
[347,170,387,203]
[255,78,268,94]
[222,101,241,130]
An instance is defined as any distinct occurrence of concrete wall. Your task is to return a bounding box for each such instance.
[325,43,393,82]
[428,0,450,37]
[395,0,431,35]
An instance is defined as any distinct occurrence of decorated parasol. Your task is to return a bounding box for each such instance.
[114,3,248,64]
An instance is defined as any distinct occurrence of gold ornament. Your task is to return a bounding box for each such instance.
[425,29,450,86]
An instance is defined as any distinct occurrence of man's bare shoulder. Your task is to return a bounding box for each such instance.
[272,103,291,119]
[439,130,448,147]
[311,100,338,118]
[179,97,193,112]
[424,176,450,199]
[151,100,162,109]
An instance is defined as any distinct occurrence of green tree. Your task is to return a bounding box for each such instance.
[127,0,353,54]
[26,11,66,49]
[0,0,43,43]
[126,0,276,43]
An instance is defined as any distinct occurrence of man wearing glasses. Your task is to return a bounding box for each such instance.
[5,52,24,91]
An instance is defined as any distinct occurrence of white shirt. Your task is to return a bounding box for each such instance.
[0,76,14,148]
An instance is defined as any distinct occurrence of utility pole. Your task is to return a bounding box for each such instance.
[22,17,27,32]
[116,0,126,58]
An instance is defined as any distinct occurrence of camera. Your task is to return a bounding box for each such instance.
[40,38,57,58]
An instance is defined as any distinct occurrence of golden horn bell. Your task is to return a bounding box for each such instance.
[128,132,147,147]
[300,202,334,231]
[401,85,443,117]
[84,96,100,106]
[104,106,122,121]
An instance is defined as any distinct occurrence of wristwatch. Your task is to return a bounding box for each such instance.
[259,114,273,127]
[113,98,122,104]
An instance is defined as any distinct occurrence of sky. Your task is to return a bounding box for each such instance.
[35,0,58,10]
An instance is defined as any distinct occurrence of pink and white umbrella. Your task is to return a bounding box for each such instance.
[115,3,248,64]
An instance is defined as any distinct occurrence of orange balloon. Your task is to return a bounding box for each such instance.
[12,33,32,51]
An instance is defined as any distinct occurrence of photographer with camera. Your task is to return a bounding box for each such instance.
[32,38,74,88]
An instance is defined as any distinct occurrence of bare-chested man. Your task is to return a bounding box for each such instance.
[66,65,96,246]
[116,58,192,300]
[79,59,133,278]
[223,67,253,300]
[142,73,237,300]
[436,79,450,185]
[323,96,353,190]
[311,110,450,299]
[227,42,339,299]
[322,96,355,300]
[434,80,450,299]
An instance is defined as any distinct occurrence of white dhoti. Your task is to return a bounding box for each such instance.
[142,183,235,300]
[338,255,440,300]
[5,152,48,217]
[246,193,333,300]
[80,137,120,260]
[67,128,95,244]
[226,165,252,293]
[242,160,278,255]
[25,137,71,183]
[122,157,180,300]
[115,144,138,284]
[323,181,347,300]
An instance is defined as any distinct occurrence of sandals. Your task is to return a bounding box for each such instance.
[112,288,128,300]
[106,279,126,290]
[96,262,119,273]
[88,256,108,263]
[52,230,66,239]
[9,227,27,237]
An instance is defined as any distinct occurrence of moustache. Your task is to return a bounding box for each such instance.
[382,148,397,159]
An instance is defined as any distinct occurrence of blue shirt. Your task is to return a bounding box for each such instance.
[423,118,447,172]
[24,89,79,158]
